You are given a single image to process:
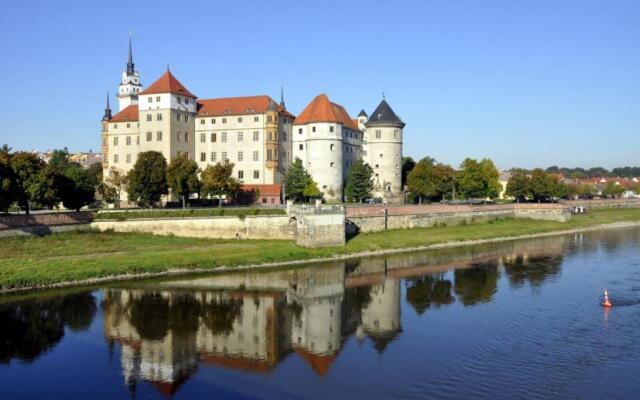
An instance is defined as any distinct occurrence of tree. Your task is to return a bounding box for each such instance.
[407,157,455,203]
[284,158,311,202]
[602,182,625,199]
[0,145,16,212]
[102,170,128,208]
[60,162,97,211]
[167,155,200,208]
[97,182,118,206]
[633,182,640,195]
[505,169,531,203]
[401,156,416,187]
[126,151,168,207]
[303,178,321,200]
[10,152,45,214]
[87,162,103,184]
[457,158,501,202]
[200,161,240,206]
[529,168,554,203]
[344,159,373,202]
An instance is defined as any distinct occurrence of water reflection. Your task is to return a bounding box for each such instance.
[8,231,631,398]
[0,293,96,364]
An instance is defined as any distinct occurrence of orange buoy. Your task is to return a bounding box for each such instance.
[602,289,612,307]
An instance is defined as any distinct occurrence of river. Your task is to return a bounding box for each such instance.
[1,227,639,399]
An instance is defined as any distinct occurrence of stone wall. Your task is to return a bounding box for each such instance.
[293,212,346,248]
[346,204,572,233]
[92,215,296,240]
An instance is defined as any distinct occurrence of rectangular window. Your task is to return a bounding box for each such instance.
[211,133,216,142]
[177,132,182,142]
[238,117,243,123]
[184,115,189,123]
[394,130,400,139]
[330,126,334,133]
[157,131,162,141]
[312,126,316,133]
[253,131,259,141]
[238,170,244,179]
[146,131,152,141]
[267,149,272,161]
[222,118,227,124]
[253,170,259,179]
[211,152,217,162]
[126,154,131,163]
[184,132,189,142]
[200,133,206,143]
[238,132,243,142]
[177,97,182,104]
[221,151,228,161]
[200,152,206,162]
[268,132,272,141]
[267,115,273,122]
[211,118,216,124]
[113,137,118,146]
[113,154,118,163]
[157,113,162,121]
[176,114,181,122]
[113,124,117,129]
[299,144,303,150]
[253,151,259,161]
[147,114,152,121]
[254,116,259,122]
[298,128,302,134]
[375,130,381,139]
[200,119,205,125]
[126,136,131,145]
[238,151,243,161]
[136,136,139,145]
[155,96,160,102]
[221,132,227,142]
[148,97,153,103]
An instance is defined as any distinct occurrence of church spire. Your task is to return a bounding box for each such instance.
[280,84,285,108]
[126,33,135,75]
[102,92,112,121]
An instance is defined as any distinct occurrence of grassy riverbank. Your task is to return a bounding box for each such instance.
[1,208,640,291]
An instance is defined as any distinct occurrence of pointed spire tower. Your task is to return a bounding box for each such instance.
[280,84,285,108]
[102,92,112,121]
[118,32,142,111]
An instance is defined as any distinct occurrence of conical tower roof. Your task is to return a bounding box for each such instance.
[365,99,405,128]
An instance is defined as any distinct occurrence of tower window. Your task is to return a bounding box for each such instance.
[330,126,334,133]
[299,144,303,150]
[375,130,381,139]
[177,97,182,104]
[330,162,335,167]
[312,126,316,133]
[330,144,334,151]
[394,130,400,139]
[267,116,273,122]
[298,128,303,134]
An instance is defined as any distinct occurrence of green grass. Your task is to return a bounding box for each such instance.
[95,207,285,220]
[1,208,639,291]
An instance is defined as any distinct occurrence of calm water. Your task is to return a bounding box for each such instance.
[2,228,640,399]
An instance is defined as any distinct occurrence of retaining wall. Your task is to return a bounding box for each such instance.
[91,215,296,240]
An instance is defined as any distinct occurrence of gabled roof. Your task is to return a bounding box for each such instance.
[197,95,294,119]
[110,104,138,122]
[294,94,360,131]
[140,70,196,98]
[365,99,405,128]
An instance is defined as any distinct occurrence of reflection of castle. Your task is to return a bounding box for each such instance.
[101,236,569,397]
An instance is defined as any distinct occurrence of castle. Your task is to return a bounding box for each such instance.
[101,38,405,203]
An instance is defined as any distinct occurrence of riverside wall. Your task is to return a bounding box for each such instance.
[346,204,572,233]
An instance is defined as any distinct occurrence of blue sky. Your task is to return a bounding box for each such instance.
[0,0,638,169]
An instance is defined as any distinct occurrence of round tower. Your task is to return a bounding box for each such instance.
[364,98,405,203]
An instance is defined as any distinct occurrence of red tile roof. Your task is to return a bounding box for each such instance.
[241,184,282,197]
[197,96,295,119]
[294,93,360,131]
[294,346,339,377]
[110,104,138,122]
[140,70,196,98]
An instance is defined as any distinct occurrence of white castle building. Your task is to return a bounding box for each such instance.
[101,39,405,203]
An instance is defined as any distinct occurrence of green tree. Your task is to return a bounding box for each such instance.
[303,178,321,200]
[505,169,531,203]
[167,155,200,208]
[344,159,373,202]
[407,157,455,202]
[200,161,240,206]
[97,182,118,206]
[401,156,416,187]
[11,152,45,214]
[0,145,16,212]
[602,182,625,199]
[529,168,554,203]
[102,170,128,208]
[87,162,103,184]
[60,162,97,211]
[284,158,311,202]
[457,158,501,202]
[126,151,168,207]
